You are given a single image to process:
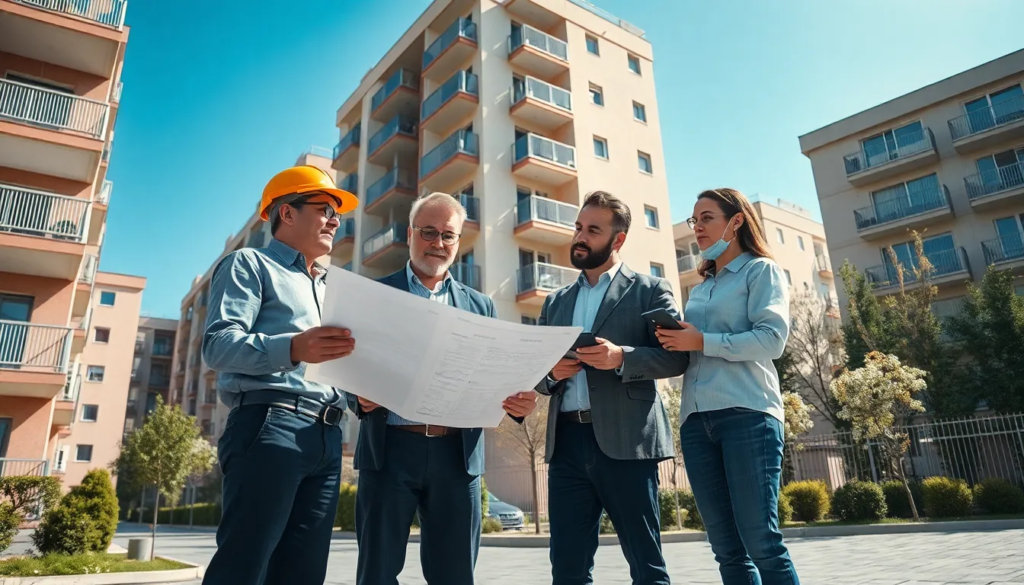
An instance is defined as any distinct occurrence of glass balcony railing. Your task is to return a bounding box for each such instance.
[420,130,479,179]
[965,160,1024,201]
[982,233,1024,265]
[333,218,356,242]
[508,24,569,62]
[512,77,572,112]
[362,223,409,259]
[516,262,577,294]
[13,0,128,29]
[0,78,109,138]
[677,255,697,274]
[333,124,360,160]
[424,17,477,70]
[853,185,949,231]
[865,247,967,289]
[366,168,416,207]
[422,71,478,120]
[450,262,482,291]
[843,128,935,176]
[0,184,90,242]
[567,0,645,38]
[513,133,576,170]
[368,115,417,156]
[79,254,98,284]
[96,180,112,205]
[949,95,1024,141]
[816,254,831,272]
[339,173,358,193]
[459,193,480,222]
[516,196,577,228]
[371,69,418,113]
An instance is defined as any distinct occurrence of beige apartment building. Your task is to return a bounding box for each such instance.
[800,49,1024,318]
[125,317,177,436]
[0,0,129,485]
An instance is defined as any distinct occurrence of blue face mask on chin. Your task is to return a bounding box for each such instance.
[700,219,736,262]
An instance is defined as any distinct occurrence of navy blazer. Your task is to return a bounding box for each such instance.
[348,268,504,477]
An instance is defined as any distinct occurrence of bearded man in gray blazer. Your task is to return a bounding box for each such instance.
[535,191,689,585]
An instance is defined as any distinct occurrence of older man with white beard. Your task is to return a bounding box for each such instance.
[346,192,538,585]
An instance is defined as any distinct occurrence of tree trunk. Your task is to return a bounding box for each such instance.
[151,480,159,561]
[893,448,919,521]
[189,481,195,529]
[672,461,682,530]
[530,459,541,535]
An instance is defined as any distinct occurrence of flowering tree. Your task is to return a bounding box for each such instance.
[782,391,814,445]
[830,351,926,520]
[782,293,846,428]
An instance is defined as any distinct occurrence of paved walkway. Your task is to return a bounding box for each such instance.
[112,524,1023,584]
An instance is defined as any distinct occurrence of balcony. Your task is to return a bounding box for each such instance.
[853,185,952,241]
[331,217,357,259]
[365,167,416,217]
[88,179,111,245]
[70,306,89,355]
[514,196,577,245]
[423,17,477,81]
[677,254,702,287]
[512,133,577,186]
[948,95,1024,154]
[0,321,73,398]
[982,233,1024,271]
[367,115,417,167]
[508,24,569,79]
[332,123,360,173]
[450,262,482,292]
[510,77,572,131]
[371,69,419,122]
[516,262,576,305]
[964,160,1024,211]
[421,71,478,135]
[72,254,97,318]
[0,458,50,477]
[843,128,938,187]
[362,223,408,268]
[865,247,970,294]
[0,184,91,279]
[419,129,479,193]
[338,173,358,195]
[204,390,217,406]
[816,254,833,277]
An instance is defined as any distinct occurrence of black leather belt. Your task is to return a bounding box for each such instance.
[238,390,345,426]
[559,409,592,424]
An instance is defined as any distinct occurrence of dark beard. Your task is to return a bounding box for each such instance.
[570,239,614,270]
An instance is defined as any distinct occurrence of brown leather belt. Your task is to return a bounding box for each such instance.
[392,424,458,437]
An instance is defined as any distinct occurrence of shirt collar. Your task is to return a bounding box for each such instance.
[267,238,327,280]
[406,261,453,295]
[577,261,622,289]
[722,252,755,273]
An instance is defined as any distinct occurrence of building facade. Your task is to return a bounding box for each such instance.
[0,0,129,484]
[125,317,177,436]
[799,49,1024,318]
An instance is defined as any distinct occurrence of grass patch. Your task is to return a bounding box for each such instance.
[784,513,1024,528]
[0,553,190,576]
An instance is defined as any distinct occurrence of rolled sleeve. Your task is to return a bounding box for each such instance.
[702,261,789,362]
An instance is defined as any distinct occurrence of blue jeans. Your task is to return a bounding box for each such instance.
[680,408,799,585]
[203,404,343,585]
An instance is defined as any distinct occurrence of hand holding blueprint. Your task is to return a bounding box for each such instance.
[304,266,581,428]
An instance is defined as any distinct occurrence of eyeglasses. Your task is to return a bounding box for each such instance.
[685,213,726,230]
[293,202,339,222]
[414,226,460,245]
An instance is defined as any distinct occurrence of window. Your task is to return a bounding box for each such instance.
[784,269,793,286]
[585,35,599,55]
[54,445,69,472]
[589,84,604,106]
[637,151,653,174]
[868,174,941,225]
[86,365,105,382]
[627,54,641,74]
[776,228,785,244]
[855,120,925,171]
[644,206,659,229]
[975,147,1024,195]
[797,236,805,251]
[94,327,110,343]
[81,405,98,422]
[633,102,647,122]
[593,136,609,159]
[521,316,537,326]
[99,291,116,306]
[650,263,664,278]
[75,445,93,462]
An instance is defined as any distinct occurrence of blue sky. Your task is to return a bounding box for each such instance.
[102,0,1024,318]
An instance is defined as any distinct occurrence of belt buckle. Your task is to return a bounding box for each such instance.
[424,424,444,438]
[321,406,343,426]
[577,410,590,423]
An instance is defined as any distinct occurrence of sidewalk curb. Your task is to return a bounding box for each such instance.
[780,517,1024,539]
[0,556,203,585]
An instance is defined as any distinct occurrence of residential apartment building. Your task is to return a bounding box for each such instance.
[0,0,129,484]
[124,317,177,436]
[799,49,1024,318]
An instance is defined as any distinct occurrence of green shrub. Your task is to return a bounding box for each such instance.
[658,490,692,530]
[677,491,704,531]
[480,477,489,518]
[0,476,62,518]
[777,491,793,526]
[32,500,96,555]
[881,480,923,519]
[973,478,1024,515]
[0,503,20,553]
[64,469,119,552]
[482,516,503,534]
[921,477,973,518]
[599,512,615,534]
[781,480,830,522]
[831,481,887,522]
[335,483,357,531]
[156,503,221,526]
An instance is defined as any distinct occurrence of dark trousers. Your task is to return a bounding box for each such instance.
[680,408,800,585]
[355,426,481,585]
[203,404,343,585]
[548,420,669,585]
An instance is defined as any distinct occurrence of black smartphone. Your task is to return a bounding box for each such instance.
[565,332,598,359]
[641,308,683,330]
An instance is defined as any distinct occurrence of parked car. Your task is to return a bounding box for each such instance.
[486,493,525,530]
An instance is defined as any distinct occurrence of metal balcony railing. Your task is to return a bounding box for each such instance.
[0,184,90,242]
[0,78,108,138]
[13,0,128,29]
[333,124,361,160]
[982,233,1024,265]
[516,262,577,294]
[424,17,477,70]
[816,254,831,272]
[368,115,417,156]
[567,0,645,37]
[843,128,935,175]
[420,130,479,179]
[677,255,697,273]
[79,254,98,284]
[95,180,112,205]
[513,133,576,170]
[459,193,479,222]
[949,95,1024,141]
[512,77,572,112]
[853,185,949,231]
[338,173,358,194]
[371,69,418,113]
[422,71,478,120]
[509,24,568,62]
[362,223,408,259]
[334,217,356,243]
[60,371,81,402]
[865,247,968,289]
[366,168,416,207]
[516,196,577,228]
[0,320,72,373]
[0,458,50,477]
[964,160,1024,201]
[450,262,482,292]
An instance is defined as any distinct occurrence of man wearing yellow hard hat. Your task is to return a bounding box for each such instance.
[200,165,359,585]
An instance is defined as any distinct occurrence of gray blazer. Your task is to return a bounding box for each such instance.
[534,264,689,463]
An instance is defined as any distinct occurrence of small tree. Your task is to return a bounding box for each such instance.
[662,380,685,530]
[831,352,927,521]
[494,397,548,534]
[781,391,814,484]
[112,396,215,558]
[782,293,847,428]
[65,469,120,551]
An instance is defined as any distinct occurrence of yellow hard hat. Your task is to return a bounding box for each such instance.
[259,165,358,221]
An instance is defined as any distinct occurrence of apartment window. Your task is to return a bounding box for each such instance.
[784,269,793,286]
[94,327,110,343]
[637,151,653,174]
[75,445,93,462]
[650,263,665,278]
[644,206,659,229]
[593,137,609,160]
[776,228,785,244]
[856,120,925,171]
[627,54,641,75]
[585,35,600,55]
[633,102,647,123]
[798,236,805,251]
[964,85,1024,124]
[589,84,604,106]
[81,405,98,422]
[975,147,1024,192]
[881,233,956,276]
[521,315,537,326]
[99,291,116,306]
[86,365,105,382]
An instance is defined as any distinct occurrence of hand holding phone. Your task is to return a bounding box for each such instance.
[640,308,683,330]
[565,332,598,359]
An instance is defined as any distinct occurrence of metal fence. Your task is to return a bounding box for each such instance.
[0,320,73,372]
[0,184,91,242]
[0,78,109,138]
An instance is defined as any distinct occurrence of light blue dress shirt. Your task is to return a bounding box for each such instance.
[560,263,621,412]
[202,238,346,407]
[680,252,790,423]
[386,261,453,425]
